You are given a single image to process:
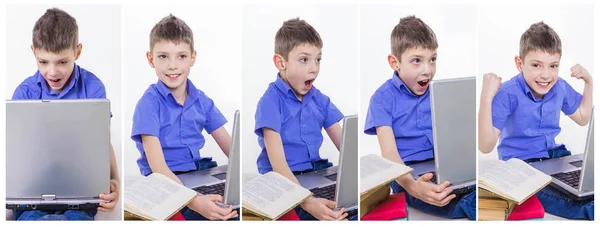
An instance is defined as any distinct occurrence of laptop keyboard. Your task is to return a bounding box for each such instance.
[552,170,581,189]
[310,184,336,201]
[193,182,225,196]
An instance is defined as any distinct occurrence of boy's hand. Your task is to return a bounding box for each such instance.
[98,179,120,212]
[191,194,238,220]
[301,197,348,220]
[406,173,456,207]
[571,64,592,83]
[481,73,502,102]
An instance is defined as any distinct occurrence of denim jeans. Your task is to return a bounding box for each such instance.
[388,158,476,220]
[177,158,239,221]
[15,209,97,221]
[525,145,594,220]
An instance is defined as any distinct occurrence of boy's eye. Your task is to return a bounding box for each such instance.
[39,61,47,65]
[300,57,307,63]
[158,54,167,59]
[532,63,540,68]
[59,61,68,65]
[550,64,559,69]
[179,54,187,59]
[430,57,437,63]
[316,57,322,63]
[411,58,421,64]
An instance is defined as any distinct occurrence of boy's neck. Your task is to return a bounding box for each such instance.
[169,80,188,105]
[279,73,304,102]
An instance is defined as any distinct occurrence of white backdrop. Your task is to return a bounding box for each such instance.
[4,4,122,220]
[477,4,594,161]
[359,4,477,159]
[242,4,359,174]
[122,4,242,178]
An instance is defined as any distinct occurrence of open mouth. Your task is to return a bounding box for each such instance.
[417,79,430,87]
[304,79,315,90]
[166,74,181,80]
[535,81,551,88]
[47,78,62,85]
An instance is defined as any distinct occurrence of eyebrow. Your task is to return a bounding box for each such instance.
[36,57,71,62]
[297,52,322,56]
[409,53,437,58]
[529,60,560,64]
[155,51,190,55]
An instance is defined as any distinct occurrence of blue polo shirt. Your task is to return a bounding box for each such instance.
[364,71,434,162]
[12,63,106,100]
[254,75,344,174]
[131,79,227,176]
[492,73,582,161]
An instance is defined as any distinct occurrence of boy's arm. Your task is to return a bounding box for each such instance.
[376,126,455,207]
[98,143,121,212]
[568,64,593,126]
[325,123,343,151]
[142,135,237,220]
[263,128,347,220]
[210,126,232,158]
[478,73,502,153]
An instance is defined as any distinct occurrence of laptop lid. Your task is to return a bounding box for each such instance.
[579,108,594,192]
[335,115,358,209]
[430,77,476,185]
[223,110,240,206]
[6,99,110,201]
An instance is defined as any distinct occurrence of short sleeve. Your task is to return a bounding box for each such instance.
[560,80,583,115]
[319,93,344,129]
[491,89,513,131]
[254,92,282,137]
[198,91,228,134]
[131,93,161,143]
[364,91,393,135]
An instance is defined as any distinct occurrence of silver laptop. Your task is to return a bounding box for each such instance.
[296,115,358,212]
[530,109,594,199]
[177,110,240,209]
[6,99,111,210]
[410,77,476,191]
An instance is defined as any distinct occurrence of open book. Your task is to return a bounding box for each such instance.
[360,154,413,195]
[478,158,552,205]
[124,173,197,220]
[242,172,312,220]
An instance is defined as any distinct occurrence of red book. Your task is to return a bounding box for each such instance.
[277,209,300,221]
[507,195,545,220]
[168,212,185,221]
[362,192,408,220]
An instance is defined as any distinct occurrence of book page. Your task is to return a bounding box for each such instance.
[242,171,311,219]
[125,173,197,220]
[478,158,551,204]
[360,154,413,194]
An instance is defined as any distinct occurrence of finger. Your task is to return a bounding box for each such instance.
[419,173,433,182]
[206,194,224,202]
[97,206,112,212]
[100,201,116,210]
[323,199,337,208]
[214,204,234,216]
[440,193,457,206]
[101,192,118,201]
[222,210,238,220]
[336,212,349,221]
[436,181,451,192]
[436,187,454,201]
[209,212,226,221]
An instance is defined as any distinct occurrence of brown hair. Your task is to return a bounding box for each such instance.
[149,14,194,52]
[32,8,79,52]
[519,21,562,60]
[391,15,438,60]
[275,18,323,60]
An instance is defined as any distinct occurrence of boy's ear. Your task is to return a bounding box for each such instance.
[514,55,523,72]
[74,43,83,60]
[190,50,197,67]
[388,54,400,71]
[146,51,155,68]
[273,54,286,71]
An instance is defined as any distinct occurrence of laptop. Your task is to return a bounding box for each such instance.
[530,109,594,199]
[410,77,476,194]
[177,110,240,209]
[295,115,358,215]
[6,99,111,210]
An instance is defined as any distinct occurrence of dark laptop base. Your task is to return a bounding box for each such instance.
[6,202,100,211]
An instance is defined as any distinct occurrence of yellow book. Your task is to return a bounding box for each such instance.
[242,172,312,220]
[124,173,197,221]
[478,158,552,205]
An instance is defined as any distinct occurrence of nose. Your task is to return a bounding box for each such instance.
[422,62,432,76]
[540,67,551,80]
[47,64,59,78]
[308,60,319,75]
[167,57,178,70]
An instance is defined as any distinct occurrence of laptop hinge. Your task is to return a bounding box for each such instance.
[41,194,56,203]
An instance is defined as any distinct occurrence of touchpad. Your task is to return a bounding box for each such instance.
[570,160,583,168]
[325,173,337,181]
[212,173,227,180]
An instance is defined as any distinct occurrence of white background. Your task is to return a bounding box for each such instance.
[477,4,595,161]
[122,4,242,179]
[242,4,359,174]
[4,4,122,220]
[359,4,477,159]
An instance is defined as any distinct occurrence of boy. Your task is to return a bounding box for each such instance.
[10,8,120,220]
[131,14,238,221]
[254,18,349,221]
[364,15,475,220]
[479,21,593,220]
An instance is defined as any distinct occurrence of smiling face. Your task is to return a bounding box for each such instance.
[32,45,81,93]
[516,50,560,98]
[147,40,196,93]
[276,43,322,100]
[392,47,437,96]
